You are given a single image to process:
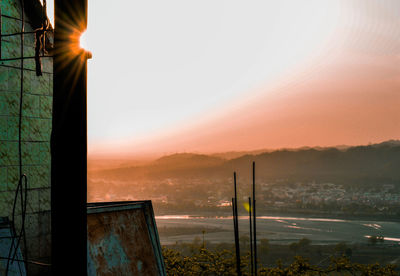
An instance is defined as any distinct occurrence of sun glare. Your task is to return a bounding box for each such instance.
[80,31,88,50]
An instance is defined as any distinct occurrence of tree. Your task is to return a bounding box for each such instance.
[298,237,311,249]
[334,242,352,257]
[290,238,311,256]
[189,236,202,253]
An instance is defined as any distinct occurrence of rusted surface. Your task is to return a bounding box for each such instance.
[87,201,165,276]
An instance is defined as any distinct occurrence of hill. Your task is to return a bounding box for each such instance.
[91,140,400,186]
[154,153,224,168]
[226,143,400,186]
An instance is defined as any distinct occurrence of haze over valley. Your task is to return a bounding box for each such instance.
[88,140,400,218]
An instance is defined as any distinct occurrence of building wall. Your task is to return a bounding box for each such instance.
[0,0,52,274]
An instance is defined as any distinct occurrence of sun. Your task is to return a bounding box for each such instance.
[80,30,88,50]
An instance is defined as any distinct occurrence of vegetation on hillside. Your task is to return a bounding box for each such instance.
[163,246,398,275]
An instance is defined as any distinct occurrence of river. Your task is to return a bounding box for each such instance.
[155,215,400,245]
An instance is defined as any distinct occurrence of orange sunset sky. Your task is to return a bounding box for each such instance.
[85,0,400,158]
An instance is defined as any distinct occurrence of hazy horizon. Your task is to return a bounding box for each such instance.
[88,138,400,161]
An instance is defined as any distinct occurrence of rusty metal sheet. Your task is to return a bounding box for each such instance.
[87,201,166,276]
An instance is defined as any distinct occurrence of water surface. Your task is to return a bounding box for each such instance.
[155,215,400,245]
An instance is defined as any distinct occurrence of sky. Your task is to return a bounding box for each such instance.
[77,0,400,157]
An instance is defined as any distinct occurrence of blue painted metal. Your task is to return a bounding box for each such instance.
[87,201,166,275]
[0,217,26,276]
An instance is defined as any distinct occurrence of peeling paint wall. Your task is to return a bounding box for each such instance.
[87,202,166,276]
[0,0,52,274]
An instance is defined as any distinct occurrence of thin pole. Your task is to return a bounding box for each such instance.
[252,162,257,275]
[232,198,236,235]
[249,197,254,275]
[19,1,28,271]
[202,230,205,249]
[233,172,241,275]
[231,198,240,275]
[0,7,2,59]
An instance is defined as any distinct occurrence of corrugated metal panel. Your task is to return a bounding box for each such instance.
[0,217,26,276]
[87,201,166,276]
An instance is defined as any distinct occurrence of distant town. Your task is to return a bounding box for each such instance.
[88,177,400,218]
[88,140,400,219]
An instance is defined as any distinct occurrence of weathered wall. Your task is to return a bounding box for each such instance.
[0,0,52,274]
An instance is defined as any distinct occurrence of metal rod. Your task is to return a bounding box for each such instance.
[1,14,31,22]
[233,172,241,276]
[202,230,205,249]
[0,256,51,266]
[232,197,237,236]
[0,55,53,62]
[231,198,238,258]
[0,30,50,37]
[249,197,254,275]
[20,0,28,271]
[232,197,241,276]
[0,63,52,73]
[5,3,27,273]
[0,7,2,59]
[252,162,257,275]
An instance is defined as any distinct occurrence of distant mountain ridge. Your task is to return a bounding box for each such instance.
[227,141,400,185]
[153,153,224,168]
[211,140,400,160]
[92,140,400,185]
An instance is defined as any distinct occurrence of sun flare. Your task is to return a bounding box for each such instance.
[80,30,88,50]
